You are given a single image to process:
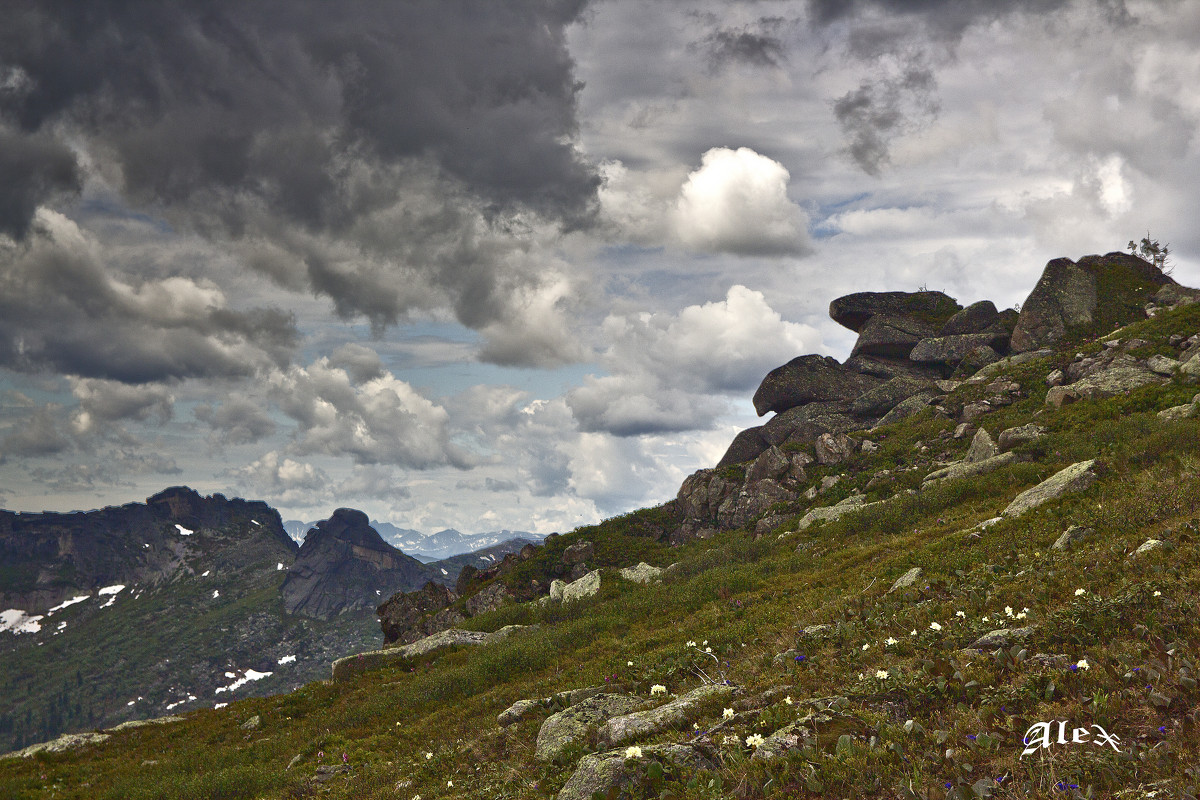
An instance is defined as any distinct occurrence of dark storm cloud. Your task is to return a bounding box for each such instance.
[0,0,599,352]
[194,396,277,446]
[806,0,1078,39]
[0,128,81,240]
[0,214,298,383]
[0,406,69,457]
[833,63,939,176]
[701,25,786,69]
[0,0,597,229]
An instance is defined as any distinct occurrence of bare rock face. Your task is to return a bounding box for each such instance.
[829,290,960,333]
[849,314,937,360]
[941,300,1000,336]
[716,426,771,468]
[282,508,440,620]
[1011,253,1174,352]
[377,580,460,645]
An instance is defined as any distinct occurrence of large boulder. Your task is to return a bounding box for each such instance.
[830,290,961,333]
[377,580,459,645]
[1011,253,1174,352]
[752,355,878,417]
[848,314,937,360]
[843,353,943,381]
[599,684,738,747]
[941,300,1000,335]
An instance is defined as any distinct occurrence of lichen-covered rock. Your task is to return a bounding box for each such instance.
[829,290,960,333]
[1131,539,1166,557]
[562,570,602,603]
[795,494,881,530]
[535,693,645,762]
[1002,460,1098,518]
[967,626,1036,651]
[562,541,594,564]
[760,402,856,446]
[556,743,719,800]
[910,333,1006,367]
[922,452,1019,486]
[752,355,878,417]
[331,625,528,681]
[875,392,937,427]
[744,446,790,484]
[814,432,855,465]
[1011,253,1173,352]
[618,563,663,584]
[599,684,738,747]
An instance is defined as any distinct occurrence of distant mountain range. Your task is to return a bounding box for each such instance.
[282,519,547,561]
[0,488,544,755]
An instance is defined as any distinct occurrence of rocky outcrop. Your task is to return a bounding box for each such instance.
[282,508,441,620]
[599,684,738,747]
[752,355,879,416]
[1011,252,1174,352]
[377,581,461,645]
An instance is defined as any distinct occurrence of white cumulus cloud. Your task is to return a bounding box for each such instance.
[673,147,813,256]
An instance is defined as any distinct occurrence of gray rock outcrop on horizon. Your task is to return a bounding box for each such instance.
[282,508,442,620]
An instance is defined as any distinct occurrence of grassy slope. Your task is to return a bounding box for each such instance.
[6,305,1200,799]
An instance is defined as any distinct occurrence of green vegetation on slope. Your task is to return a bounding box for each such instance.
[6,304,1200,799]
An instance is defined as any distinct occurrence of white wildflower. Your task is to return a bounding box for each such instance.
[1077,659,1090,670]
[862,643,870,651]
[875,669,889,680]
[627,661,633,667]
[885,637,898,646]
[1153,591,1162,597]
[929,621,943,631]
[955,611,966,619]
[1005,606,1013,617]
[625,746,643,758]
[1075,588,1086,597]
[650,684,667,696]
[784,696,793,705]
[746,734,765,747]
[723,707,734,720]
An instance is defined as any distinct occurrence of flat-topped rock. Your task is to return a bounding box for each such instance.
[599,683,738,747]
[829,290,960,333]
[1002,460,1098,518]
[332,625,529,681]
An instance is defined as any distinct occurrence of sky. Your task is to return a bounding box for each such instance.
[3,0,1200,534]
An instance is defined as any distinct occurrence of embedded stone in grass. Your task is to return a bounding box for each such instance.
[795,494,883,530]
[1001,460,1098,518]
[1051,525,1093,551]
[922,452,1018,486]
[965,626,1036,652]
[555,743,719,800]
[598,683,739,748]
[331,625,531,681]
[996,423,1046,452]
[886,567,922,595]
[1131,539,1166,557]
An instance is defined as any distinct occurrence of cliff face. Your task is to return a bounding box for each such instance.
[0,486,297,611]
[281,508,446,620]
